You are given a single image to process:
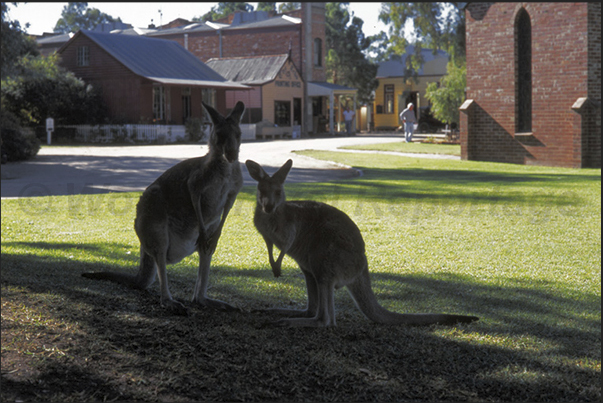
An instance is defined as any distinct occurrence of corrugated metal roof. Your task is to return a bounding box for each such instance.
[308,81,357,96]
[37,33,74,45]
[224,15,301,30]
[206,55,289,85]
[69,30,247,89]
[146,15,301,37]
[146,22,216,36]
[377,46,449,78]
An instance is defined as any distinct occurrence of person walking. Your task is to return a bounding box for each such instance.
[343,106,355,136]
[399,103,416,142]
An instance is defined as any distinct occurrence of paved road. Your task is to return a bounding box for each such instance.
[2,136,432,199]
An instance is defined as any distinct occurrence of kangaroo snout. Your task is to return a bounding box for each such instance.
[260,197,276,214]
[224,149,238,163]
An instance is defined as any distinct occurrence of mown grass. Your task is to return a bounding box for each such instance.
[340,141,461,155]
[1,151,600,402]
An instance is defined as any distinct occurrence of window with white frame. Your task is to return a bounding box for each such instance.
[182,87,191,122]
[384,84,395,114]
[201,88,216,108]
[77,46,89,66]
[153,85,165,121]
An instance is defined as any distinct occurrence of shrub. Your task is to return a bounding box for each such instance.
[1,109,40,163]
[1,54,107,127]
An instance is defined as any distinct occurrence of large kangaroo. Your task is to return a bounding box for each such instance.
[245,159,479,327]
[83,102,246,315]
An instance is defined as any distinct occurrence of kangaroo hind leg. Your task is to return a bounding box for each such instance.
[150,251,187,316]
[263,267,319,318]
[275,280,336,327]
[191,249,239,311]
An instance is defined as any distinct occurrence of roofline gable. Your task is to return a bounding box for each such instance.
[59,30,232,85]
[206,54,300,85]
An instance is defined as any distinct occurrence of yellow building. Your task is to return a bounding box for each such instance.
[207,54,304,133]
[373,46,449,131]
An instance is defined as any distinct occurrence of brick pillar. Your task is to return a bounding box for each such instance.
[459,99,476,161]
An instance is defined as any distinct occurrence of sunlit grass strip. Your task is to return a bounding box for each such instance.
[339,141,461,155]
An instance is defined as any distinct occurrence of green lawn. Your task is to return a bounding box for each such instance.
[340,140,461,155]
[1,151,600,402]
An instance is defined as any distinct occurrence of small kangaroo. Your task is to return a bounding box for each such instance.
[245,159,479,327]
[82,102,246,315]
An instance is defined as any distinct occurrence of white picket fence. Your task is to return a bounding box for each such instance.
[63,123,256,143]
[64,124,189,143]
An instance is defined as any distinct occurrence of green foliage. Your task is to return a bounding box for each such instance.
[425,60,466,124]
[325,3,379,104]
[375,3,467,125]
[377,2,465,60]
[196,2,253,22]
[53,2,121,33]
[1,3,40,80]
[0,108,40,162]
[277,2,300,13]
[255,2,277,14]
[1,53,107,126]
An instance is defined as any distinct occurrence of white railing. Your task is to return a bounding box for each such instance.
[63,123,256,143]
[240,124,256,140]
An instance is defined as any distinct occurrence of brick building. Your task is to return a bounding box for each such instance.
[57,30,247,125]
[38,3,353,135]
[461,3,601,168]
[147,3,354,135]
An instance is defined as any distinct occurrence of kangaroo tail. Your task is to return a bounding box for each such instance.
[81,249,157,290]
[346,268,479,326]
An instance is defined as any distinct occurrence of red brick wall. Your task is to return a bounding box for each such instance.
[463,2,601,168]
[58,33,144,123]
[152,5,327,84]
[154,25,307,81]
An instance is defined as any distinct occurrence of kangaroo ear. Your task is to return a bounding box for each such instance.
[245,159,267,182]
[227,101,246,123]
[273,159,293,184]
[202,102,224,125]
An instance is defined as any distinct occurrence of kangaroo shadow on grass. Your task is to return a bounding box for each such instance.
[1,248,600,402]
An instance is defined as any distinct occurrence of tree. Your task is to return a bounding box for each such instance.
[1,3,39,80]
[53,2,121,33]
[196,2,253,22]
[278,3,301,13]
[378,3,466,124]
[325,3,378,105]
[377,3,465,61]
[256,2,277,14]
[425,60,465,124]
[1,3,40,162]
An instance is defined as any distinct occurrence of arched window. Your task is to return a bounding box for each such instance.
[313,38,322,67]
[515,8,532,133]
